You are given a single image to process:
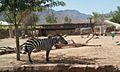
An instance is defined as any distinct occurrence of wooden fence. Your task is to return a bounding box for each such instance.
[0,23,101,38]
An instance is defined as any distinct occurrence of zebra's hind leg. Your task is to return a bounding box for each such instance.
[46,50,50,62]
[28,49,33,63]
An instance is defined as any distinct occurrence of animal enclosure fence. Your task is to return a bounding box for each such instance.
[0,23,100,39]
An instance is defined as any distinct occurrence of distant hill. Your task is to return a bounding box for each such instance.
[37,9,91,24]
[0,9,114,24]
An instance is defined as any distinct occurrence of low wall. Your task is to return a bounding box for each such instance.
[0,64,120,72]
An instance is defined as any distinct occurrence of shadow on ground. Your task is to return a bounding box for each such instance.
[21,53,105,65]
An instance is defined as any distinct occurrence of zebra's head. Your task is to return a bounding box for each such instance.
[49,34,68,45]
[55,34,68,45]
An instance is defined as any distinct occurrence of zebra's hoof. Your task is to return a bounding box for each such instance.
[45,61,50,63]
[30,62,33,64]
[45,60,50,63]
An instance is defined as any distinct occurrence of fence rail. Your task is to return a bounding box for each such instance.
[0,23,97,38]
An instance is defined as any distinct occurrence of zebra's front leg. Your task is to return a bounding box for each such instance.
[46,50,50,62]
[81,34,84,38]
[80,33,84,38]
[87,34,90,38]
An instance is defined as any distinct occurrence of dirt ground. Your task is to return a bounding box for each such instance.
[0,35,120,66]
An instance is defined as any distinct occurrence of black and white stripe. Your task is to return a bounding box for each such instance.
[22,34,68,63]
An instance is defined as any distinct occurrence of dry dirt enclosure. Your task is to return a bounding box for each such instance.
[0,35,120,67]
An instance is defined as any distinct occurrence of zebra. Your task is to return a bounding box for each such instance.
[21,34,68,63]
[75,27,93,38]
[32,30,39,38]
[28,30,39,39]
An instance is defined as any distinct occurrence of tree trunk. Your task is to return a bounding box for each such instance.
[14,13,20,60]
[15,25,20,60]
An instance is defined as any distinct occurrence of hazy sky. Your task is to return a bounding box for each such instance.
[53,0,120,15]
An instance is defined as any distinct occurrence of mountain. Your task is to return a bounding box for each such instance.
[37,9,91,24]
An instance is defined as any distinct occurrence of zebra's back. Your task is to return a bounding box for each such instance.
[25,38,53,51]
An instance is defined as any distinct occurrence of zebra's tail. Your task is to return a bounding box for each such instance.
[20,43,28,54]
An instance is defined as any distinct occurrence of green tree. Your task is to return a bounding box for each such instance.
[111,6,120,24]
[64,16,71,23]
[3,13,14,38]
[20,10,39,38]
[0,0,65,60]
[45,13,57,23]
[92,12,102,24]
[92,12,106,35]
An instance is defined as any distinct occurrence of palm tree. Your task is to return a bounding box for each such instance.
[111,6,120,24]
[92,12,101,24]
[92,12,105,35]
